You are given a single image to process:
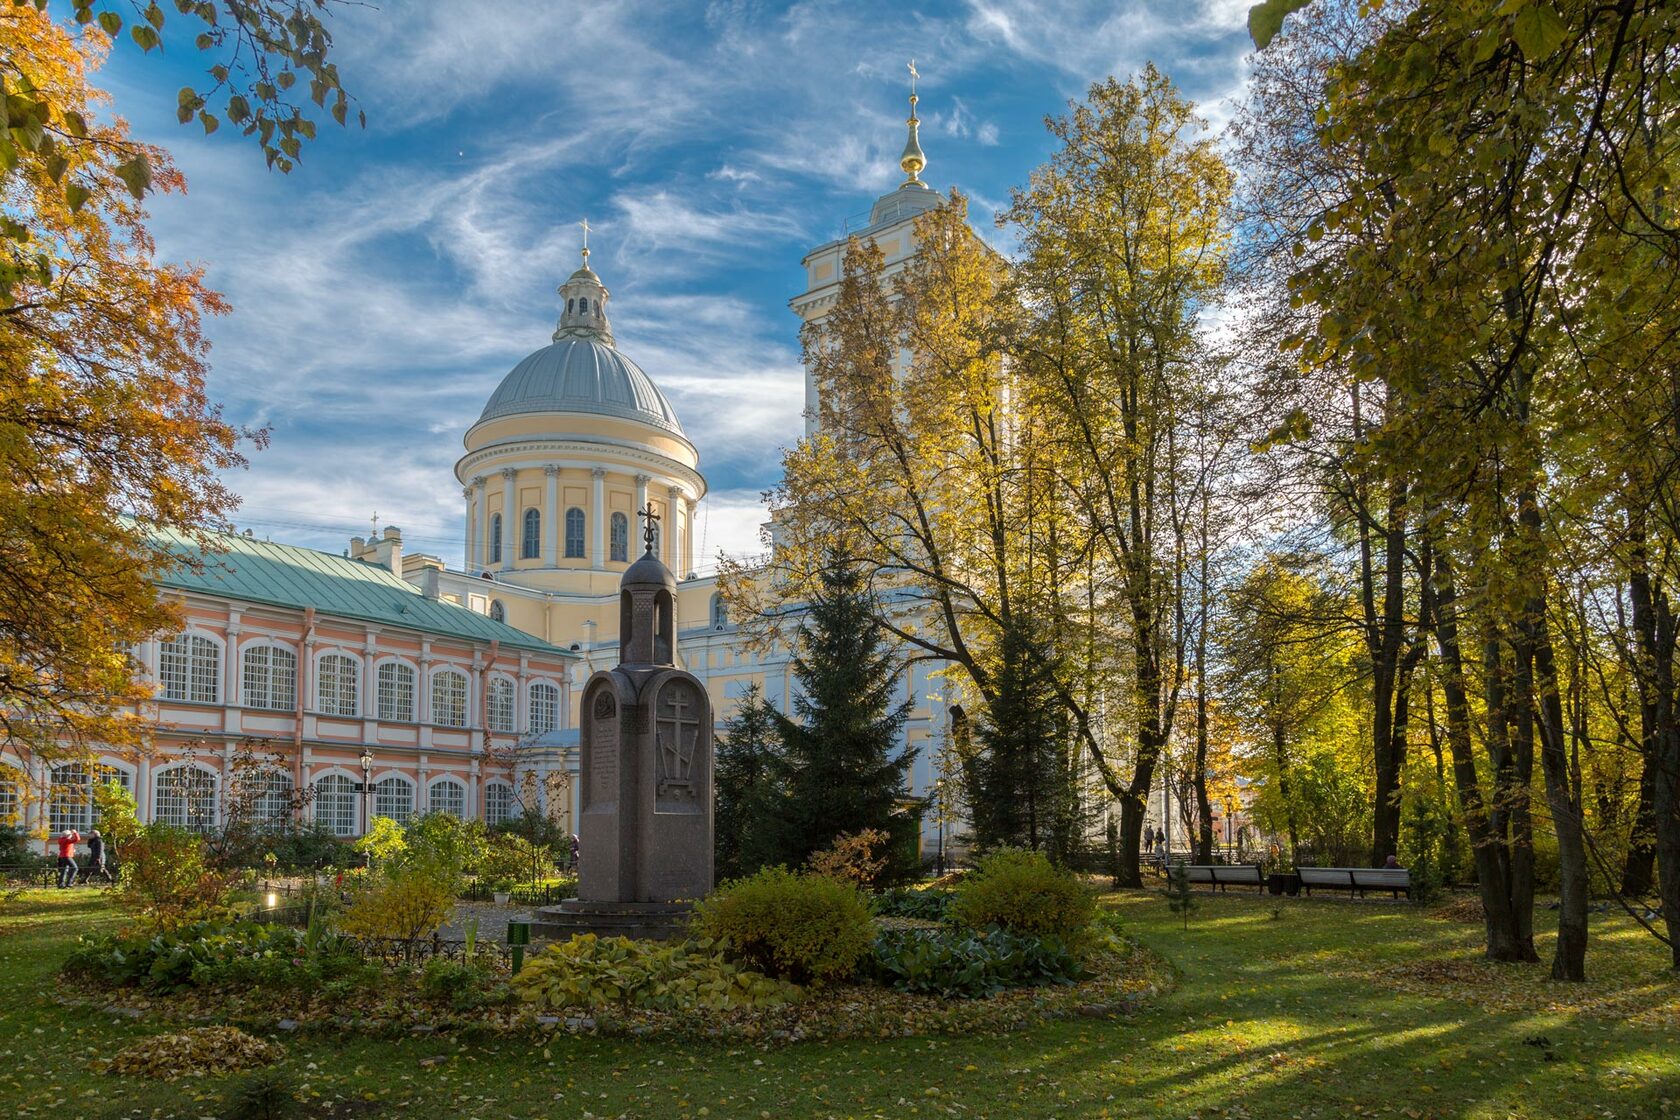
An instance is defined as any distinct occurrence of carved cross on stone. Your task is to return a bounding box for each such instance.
[639,502,660,555]
[656,684,701,798]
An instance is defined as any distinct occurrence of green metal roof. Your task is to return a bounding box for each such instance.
[152,527,572,657]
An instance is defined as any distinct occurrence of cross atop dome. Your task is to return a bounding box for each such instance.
[900,58,928,188]
[554,225,614,347]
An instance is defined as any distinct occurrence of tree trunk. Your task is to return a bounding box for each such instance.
[1620,757,1657,899]
[1427,551,1539,962]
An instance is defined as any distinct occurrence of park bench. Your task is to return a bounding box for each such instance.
[1295,866,1411,900]
[1182,863,1266,892]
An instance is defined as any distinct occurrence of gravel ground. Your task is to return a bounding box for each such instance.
[435,900,542,942]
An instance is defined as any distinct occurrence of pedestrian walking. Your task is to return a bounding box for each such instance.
[1143,824,1155,854]
[55,829,81,888]
[85,829,114,884]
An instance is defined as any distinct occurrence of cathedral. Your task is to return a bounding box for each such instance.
[380,82,963,851]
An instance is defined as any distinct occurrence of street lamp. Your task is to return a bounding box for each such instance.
[359,748,374,843]
[1224,794,1236,856]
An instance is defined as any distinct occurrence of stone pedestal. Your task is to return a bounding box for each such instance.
[534,539,712,941]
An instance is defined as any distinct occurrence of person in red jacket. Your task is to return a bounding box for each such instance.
[55,829,81,888]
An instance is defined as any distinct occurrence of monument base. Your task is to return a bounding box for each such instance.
[532,898,695,942]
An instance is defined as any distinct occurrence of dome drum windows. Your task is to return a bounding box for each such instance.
[522,509,542,559]
[565,507,586,559]
[610,512,629,563]
[489,513,503,565]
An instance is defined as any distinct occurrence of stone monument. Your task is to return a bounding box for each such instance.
[534,506,713,940]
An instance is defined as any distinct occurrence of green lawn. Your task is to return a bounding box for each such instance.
[2,887,1676,1119]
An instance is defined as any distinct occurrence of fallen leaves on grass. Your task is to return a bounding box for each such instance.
[1372,955,1680,1031]
[1428,895,1486,924]
[103,1026,284,1080]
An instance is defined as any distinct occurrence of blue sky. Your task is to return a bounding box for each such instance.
[97,0,1257,569]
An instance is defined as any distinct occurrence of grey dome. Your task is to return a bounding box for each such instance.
[478,338,684,434]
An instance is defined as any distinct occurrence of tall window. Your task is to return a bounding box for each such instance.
[489,599,505,624]
[429,778,466,819]
[242,645,297,710]
[249,771,294,829]
[489,513,503,564]
[529,682,560,735]
[377,662,415,721]
[316,653,358,716]
[565,507,586,558]
[159,633,220,703]
[522,508,541,559]
[153,766,216,831]
[711,593,728,629]
[432,669,468,727]
[49,762,128,832]
[610,512,628,562]
[0,776,18,828]
[314,774,355,837]
[487,678,515,733]
[484,781,514,826]
[374,776,413,825]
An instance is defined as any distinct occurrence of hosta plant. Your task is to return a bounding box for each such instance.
[512,934,798,1012]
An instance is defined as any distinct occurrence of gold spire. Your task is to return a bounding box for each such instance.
[579,217,591,269]
[899,59,927,187]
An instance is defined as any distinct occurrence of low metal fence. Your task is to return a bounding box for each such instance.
[460,880,577,907]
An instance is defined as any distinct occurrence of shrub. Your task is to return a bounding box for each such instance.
[264,823,358,872]
[114,824,237,929]
[354,816,407,865]
[512,934,798,1012]
[337,862,455,947]
[419,957,501,1011]
[808,828,891,888]
[477,834,556,888]
[63,919,368,993]
[692,867,874,983]
[508,876,576,905]
[226,1066,298,1120]
[870,927,1083,998]
[950,848,1095,946]
[872,886,955,922]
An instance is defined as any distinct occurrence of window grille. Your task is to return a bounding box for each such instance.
[488,678,515,733]
[484,781,514,825]
[529,682,560,735]
[432,670,468,728]
[242,645,297,710]
[317,653,358,716]
[429,779,466,818]
[49,762,128,833]
[314,774,355,837]
[153,766,216,831]
[377,662,415,721]
[374,776,413,824]
[159,634,220,703]
[249,771,294,828]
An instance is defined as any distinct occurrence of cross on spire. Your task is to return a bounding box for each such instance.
[639,501,660,555]
[370,511,379,539]
[579,217,591,266]
[908,59,918,97]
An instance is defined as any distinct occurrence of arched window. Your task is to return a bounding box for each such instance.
[249,770,294,830]
[317,653,358,716]
[610,512,629,562]
[154,765,216,831]
[711,593,728,629]
[487,677,515,733]
[432,669,468,727]
[377,662,416,721]
[484,780,514,826]
[0,772,19,829]
[49,762,129,833]
[592,299,600,314]
[564,507,586,558]
[522,508,541,559]
[373,776,413,825]
[567,298,575,314]
[314,774,355,837]
[429,778,466,819]
[242,645,297,711]
[529,682,560,735]
[159,633,220,703]
[489,599,506,624]
[489,513,503,564]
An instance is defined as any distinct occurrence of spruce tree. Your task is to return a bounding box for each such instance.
[770,562,916,878]
[712,683,783,881]
[965,619,1083,863]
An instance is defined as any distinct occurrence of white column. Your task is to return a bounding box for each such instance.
[685,498,699,574]
[634,474,650,553]
[469,477,486,572]
[499,468,517,570]
[667,486,683,575]
[544,465,561,564]
[591,468,606,568]
[460,483,473,570]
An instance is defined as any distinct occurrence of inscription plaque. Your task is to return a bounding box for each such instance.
[589,690,618,806]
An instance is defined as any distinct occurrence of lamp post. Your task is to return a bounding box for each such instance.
[359,748,374,844]
[1224,794,1236,857]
